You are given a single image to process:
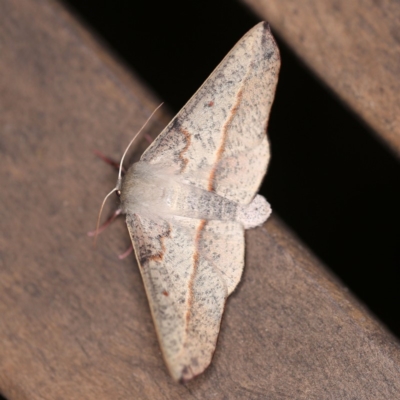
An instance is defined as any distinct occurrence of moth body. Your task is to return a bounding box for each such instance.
[120,161,270,228]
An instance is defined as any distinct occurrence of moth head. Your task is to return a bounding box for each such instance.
[93,103,163,244]
[115,177,122,198]
[116,161,146,214]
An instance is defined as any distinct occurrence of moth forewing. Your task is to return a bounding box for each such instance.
[117,22,280,382]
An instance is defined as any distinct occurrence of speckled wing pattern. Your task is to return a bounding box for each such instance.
[127,22,280,381]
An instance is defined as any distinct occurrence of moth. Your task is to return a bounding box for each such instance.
[99,22,280,382]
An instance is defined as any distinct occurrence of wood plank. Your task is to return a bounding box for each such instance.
[242,0,400,156]
[0,0,400,398]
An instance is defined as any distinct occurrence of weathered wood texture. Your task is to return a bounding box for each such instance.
[242,0,400,156]
[1,0,400,399]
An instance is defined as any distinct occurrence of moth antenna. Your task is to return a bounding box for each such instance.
[93,187,118,246]
[118,102,164,180]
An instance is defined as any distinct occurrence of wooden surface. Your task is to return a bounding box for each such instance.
[1,0,400,398]
[242,0,400,156]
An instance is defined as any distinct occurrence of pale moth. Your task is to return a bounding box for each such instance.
[100,22,280,382]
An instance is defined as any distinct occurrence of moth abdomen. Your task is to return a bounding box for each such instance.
[236,194,271,229]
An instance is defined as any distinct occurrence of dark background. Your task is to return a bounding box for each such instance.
[62,0,400,337]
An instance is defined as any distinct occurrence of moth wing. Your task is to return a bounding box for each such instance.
[141,22,280,204]
[126,213,244,381]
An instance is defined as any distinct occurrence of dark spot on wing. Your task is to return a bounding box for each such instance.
[135,219,171,267]
[171,117,182,130]
[191,357,199,367]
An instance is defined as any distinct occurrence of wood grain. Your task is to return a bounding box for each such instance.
[0,0,400,398]
[242,0,400,156]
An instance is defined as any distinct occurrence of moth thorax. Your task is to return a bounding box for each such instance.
[119,161,177,217]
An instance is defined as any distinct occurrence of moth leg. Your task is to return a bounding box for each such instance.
[118,244,133,260]
[87,208,122,237]
[143,133,153,144]
[93,149,126,174]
